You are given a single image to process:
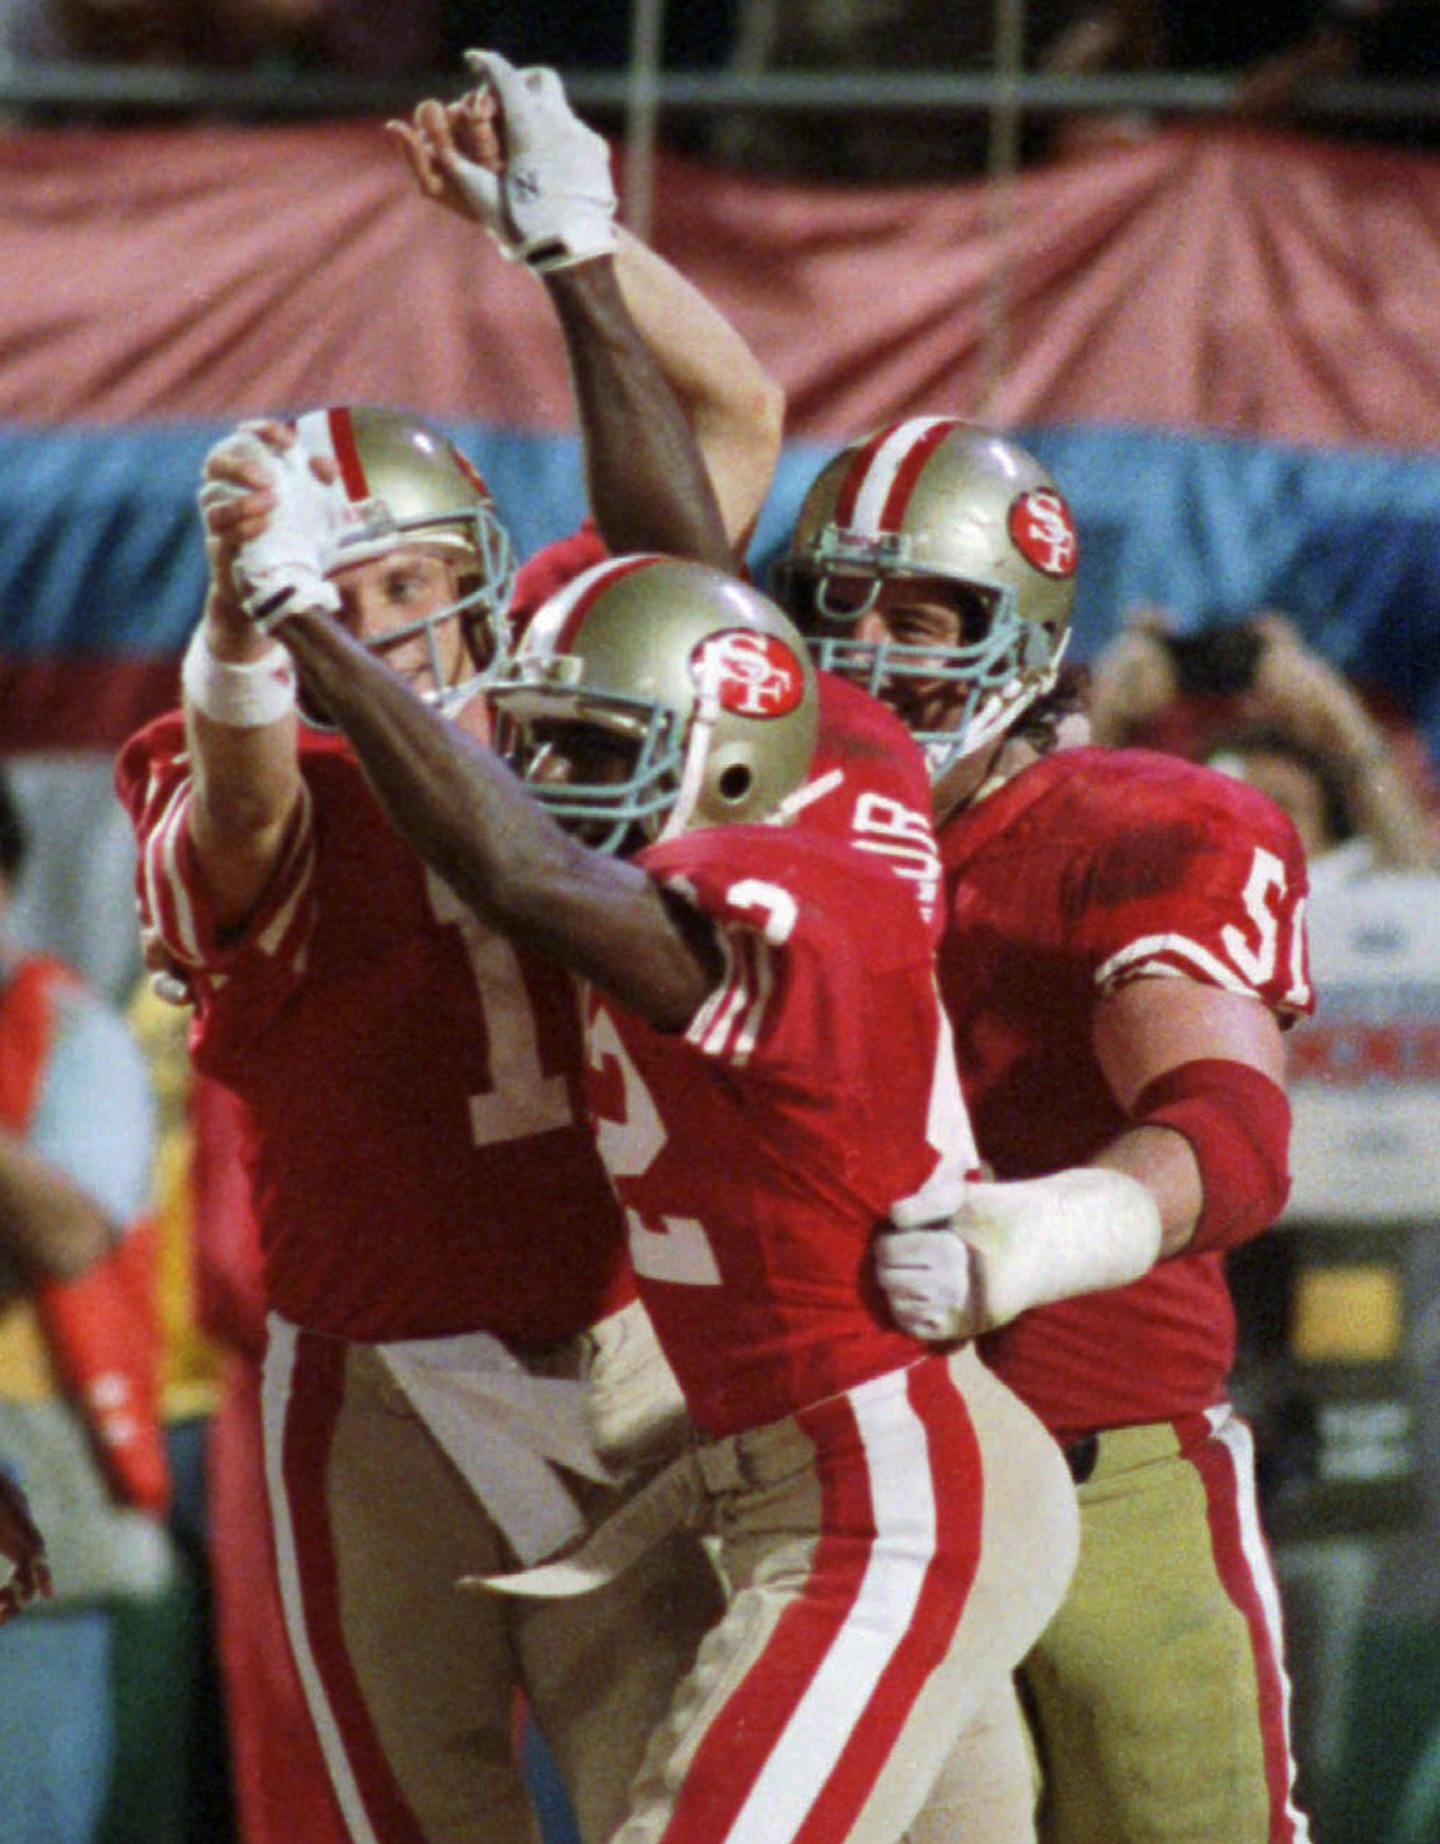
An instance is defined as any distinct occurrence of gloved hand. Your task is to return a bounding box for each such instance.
[876,1168,1163,1342]
[32,1224,171,1517]
[582,1300,689,1476]
[0,1469,51,1624]
[450,49,618,271]
[199,427,345,631]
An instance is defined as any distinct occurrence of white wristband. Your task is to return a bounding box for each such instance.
[181,624,297,728]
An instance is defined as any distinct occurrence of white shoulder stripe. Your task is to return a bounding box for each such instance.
[688,928,776,1067]
[1094,932,1257,998]
[687,927,742,1052]
[146,778,201,964]
[730,935,775,1068]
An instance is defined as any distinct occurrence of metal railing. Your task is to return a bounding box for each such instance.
[0,60,1434,128]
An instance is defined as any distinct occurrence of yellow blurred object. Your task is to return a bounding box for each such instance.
[1292,1264,1404,1364]
[126,981,223,1419]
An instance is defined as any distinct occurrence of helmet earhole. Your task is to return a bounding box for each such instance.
[718,764,753,805]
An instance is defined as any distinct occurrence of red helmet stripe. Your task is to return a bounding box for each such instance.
[833,416,964,533]
[326,407,369,502]
[832,423,904,528]
[549,554,661,653]
[878,417,963,530]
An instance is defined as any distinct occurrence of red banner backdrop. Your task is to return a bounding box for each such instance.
[0,119,1435,449]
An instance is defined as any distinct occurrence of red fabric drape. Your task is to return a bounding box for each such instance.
[0,121,1435,449]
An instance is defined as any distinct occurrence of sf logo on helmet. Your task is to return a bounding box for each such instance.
[691,630,807,718]
[1007,489,1079,579]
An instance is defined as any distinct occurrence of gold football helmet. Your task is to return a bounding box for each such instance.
[490,555,819,854]
[772,417,1078,777]
[295,405,515,716]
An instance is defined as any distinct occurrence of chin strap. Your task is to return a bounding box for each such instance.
[657,648,724,843]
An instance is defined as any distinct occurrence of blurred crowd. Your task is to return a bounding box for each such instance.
[0,0,1436,165]
[1086,607,1440,889]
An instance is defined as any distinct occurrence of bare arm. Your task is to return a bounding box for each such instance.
[182,426,306,931]
[391,77,754,567]
[0,1127,115,1281]
[541,257,732,567]
[1091,975,1288,1257]
[875,963,1288,1343]
[1244,615,1440,873]
[273,604,722,1030]
[611,226,784,556]
[1084,606,1180,748]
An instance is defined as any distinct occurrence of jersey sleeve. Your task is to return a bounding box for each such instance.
[1069,755,1314,1021]
[641,828,929,1083]
[115,714,318,1003]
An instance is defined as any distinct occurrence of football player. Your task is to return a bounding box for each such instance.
[234,532,1089,1844]
[773,416,1314,1844]
[113,53,779,1844]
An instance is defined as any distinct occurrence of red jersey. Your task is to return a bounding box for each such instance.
[115,718,632,1346]
[938,746,1313,1441]
[588,817,977,1438]
[509,521,606,636]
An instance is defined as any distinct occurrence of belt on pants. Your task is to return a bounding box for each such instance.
[1061,1414,1217,1488]
[1064,1433,1099,1485]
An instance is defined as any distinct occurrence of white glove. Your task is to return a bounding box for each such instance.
[876,1168,1163,1342]
[456,49,617,271]
[203,432,346,632]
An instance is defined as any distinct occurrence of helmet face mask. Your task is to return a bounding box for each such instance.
[490,556,818,856]
[773,418,1078,780]
[497,688,682,856]
[294,406,516,727]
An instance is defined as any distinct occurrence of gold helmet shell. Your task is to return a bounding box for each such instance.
[773,417,1078,775]
[491,555,819,853]
[294,405,515,716]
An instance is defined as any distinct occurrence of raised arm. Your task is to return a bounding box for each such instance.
[390,51,781,564]
[610,226,784,557]
[178,424,307,930]
[1244,614,1440,873]
[266,597,720,1033]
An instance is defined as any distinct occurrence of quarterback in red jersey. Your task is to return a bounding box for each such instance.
[775,414,1315,1844]
[257,544,1081,1844]
[112,53,787,1843]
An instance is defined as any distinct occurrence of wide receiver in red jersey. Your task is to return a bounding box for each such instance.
[242,540,1084,1844]
[773,415,1315,1844]
[112,51,789,1844]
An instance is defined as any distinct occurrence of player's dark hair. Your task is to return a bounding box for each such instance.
[0,771,28,884]
[1204,724,1357,846]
